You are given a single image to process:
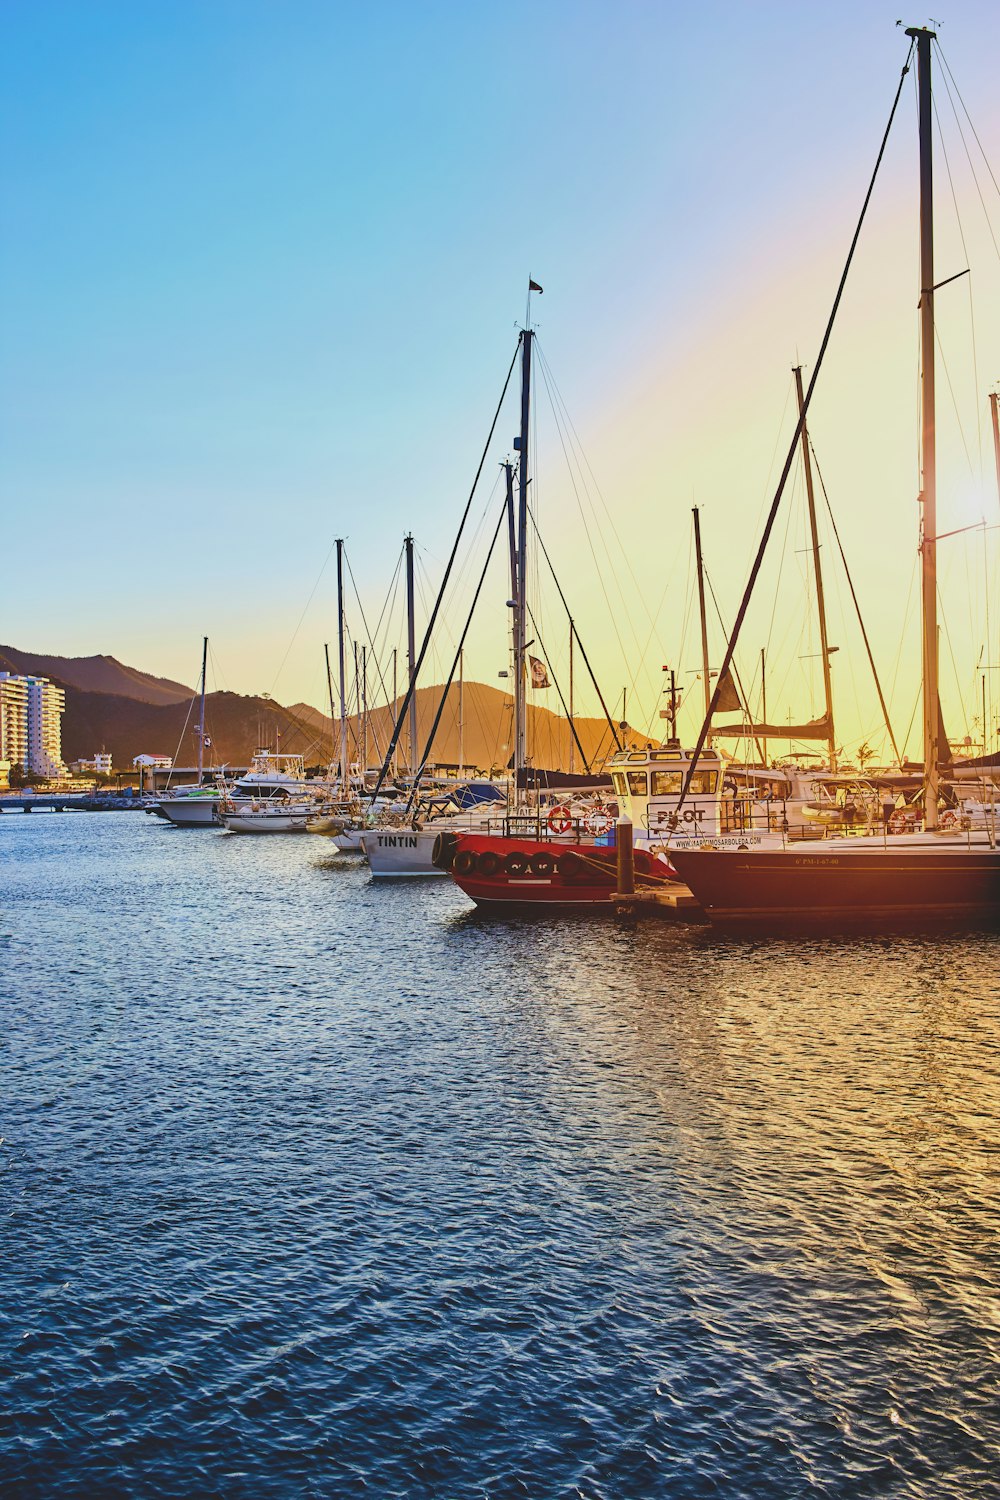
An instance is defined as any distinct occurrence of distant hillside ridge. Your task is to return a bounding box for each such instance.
[0,646,193,705]
[288,678,624,773]
[60,687,334,768]
[55,673,629,772]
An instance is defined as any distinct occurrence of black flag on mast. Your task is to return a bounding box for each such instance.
[528,279,543,293]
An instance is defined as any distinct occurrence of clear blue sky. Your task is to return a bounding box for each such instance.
[3,2,999,755]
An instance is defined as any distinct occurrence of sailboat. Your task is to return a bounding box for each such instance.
[669,28,1000,930]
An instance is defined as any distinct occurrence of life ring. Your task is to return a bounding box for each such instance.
[528,851,555,877]
[547,804,573,835]
[939,809,959,830]
[477,849,502,877]
[888,807,913,834]
[504,851,529,877]
[586,806,613,836]
[453,848,477,877]
[557,850,583,879]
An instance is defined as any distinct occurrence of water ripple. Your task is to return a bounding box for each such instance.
[1,815,999,1497]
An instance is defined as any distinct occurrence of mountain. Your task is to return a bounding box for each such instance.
[287,679,623,773]
[60,688,330,768]
[0,646,192,705]
[57,675,624,773]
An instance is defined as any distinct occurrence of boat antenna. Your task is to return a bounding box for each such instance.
[676,35,915,812]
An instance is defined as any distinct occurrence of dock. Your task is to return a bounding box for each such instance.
[611,883,704,921]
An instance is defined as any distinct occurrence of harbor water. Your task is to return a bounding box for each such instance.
[2,814,999,1498]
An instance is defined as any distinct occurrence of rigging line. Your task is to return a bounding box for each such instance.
[534,353,661,713]
[408,500,508,805]
[535,341,664,639]
[677,39,914,808]
[371,338,520,799]
[369,547,405,670]
[165,670,200,789]
[702,566,767,764]
[534,361,647,713]
[934,325,977,477]
[935,99,983,471]
[934,43,1000,238]
[344,548,400,735]
[527,505,624,752]
[525,602,591,773]
[267,536,337,699]
[937,580,972,743]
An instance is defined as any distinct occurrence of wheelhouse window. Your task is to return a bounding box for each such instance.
[650,769,718,796]
[627,770,648,796]
[611,772,627,796]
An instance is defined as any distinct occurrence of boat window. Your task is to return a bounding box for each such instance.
[650,770,718,796]
[627,771,648,796]
[611,772,627,796]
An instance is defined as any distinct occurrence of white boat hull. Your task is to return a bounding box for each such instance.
[220,809,312,833]
[158,796,220,826]
[362,828,449,876]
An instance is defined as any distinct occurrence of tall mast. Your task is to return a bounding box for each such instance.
[196,635,208,784]
[568,621,575,773]
[793,365,837,770]
[513,329,532,791]
[336,539,348,793]
[692,508,713,748]
[324,643,336,763]
[391,648,398,778]
[907,26,939,827]
[761,648,768,766]
[405,533,417,778]
[990,391,1000,506]
[504,461,517,603]
[361,645,368,775]
[458,647,464,774]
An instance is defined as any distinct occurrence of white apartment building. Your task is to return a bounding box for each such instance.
[0,673,68,779]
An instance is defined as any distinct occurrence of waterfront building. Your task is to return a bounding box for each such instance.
[0,673,67,780]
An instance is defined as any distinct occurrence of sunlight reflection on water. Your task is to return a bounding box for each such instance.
[2,815,999,1498]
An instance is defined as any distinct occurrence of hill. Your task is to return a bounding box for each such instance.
[0,646,192,705]
[56,675,627,773]
[288,679,624,773]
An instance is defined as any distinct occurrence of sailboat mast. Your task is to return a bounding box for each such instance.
[362,645,368,776]
[907,26,939,828]
[196,635,208,784]
[692,508,713,748]
[568,622,575,774]
[793,365,837,770]
[336,538,348,793]
[514,330,532,791]
[324,643,336,763]
[458,647,464,775]
[405,533,417,778]
[990,391,1000,506]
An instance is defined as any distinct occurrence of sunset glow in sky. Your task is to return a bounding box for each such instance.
[3,1,1000,763]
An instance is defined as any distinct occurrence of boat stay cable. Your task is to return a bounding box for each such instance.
[405,498,509,808]
[807,436,902,763]
[527,506,624,752]
[676,39,916,812]
[524,600,591,774]
[368,339,521,803]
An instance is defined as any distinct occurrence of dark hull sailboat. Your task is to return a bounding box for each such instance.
[669,839,1000,932]
[663,29,1000,933]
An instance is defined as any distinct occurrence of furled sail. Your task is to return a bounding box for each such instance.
[712,713,833,741]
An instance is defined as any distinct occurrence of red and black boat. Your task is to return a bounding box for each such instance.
[432,828,679,909]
